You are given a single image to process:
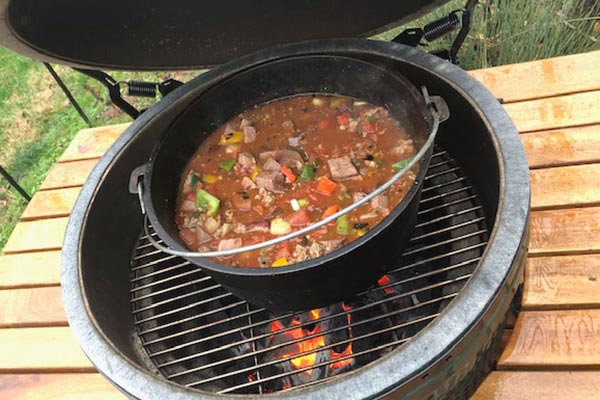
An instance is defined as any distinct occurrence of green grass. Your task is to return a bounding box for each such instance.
[0,0,599,252]
[373,0,600,70]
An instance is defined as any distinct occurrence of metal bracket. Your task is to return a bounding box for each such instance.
[73,69,184,120]
[74,68,141,119]
[392,0,477,64]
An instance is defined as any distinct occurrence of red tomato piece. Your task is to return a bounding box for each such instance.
[287,209,311,226]
[362,120,377,134]
[336,112,350,129]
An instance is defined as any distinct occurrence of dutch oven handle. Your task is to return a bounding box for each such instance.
[132,86,449,258]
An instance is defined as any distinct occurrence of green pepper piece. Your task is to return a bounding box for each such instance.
[300,165,315,180]
[392,158,412,172]
[195,189,220,216]
[297,198,309,207]
[218,159,236,172]
[336,215,349,235]
[190,173,200,188]
[365,115,377,123]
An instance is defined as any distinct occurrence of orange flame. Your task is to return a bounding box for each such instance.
[266,307,355,378]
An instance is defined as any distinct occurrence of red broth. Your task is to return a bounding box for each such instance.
[176,95,416,267]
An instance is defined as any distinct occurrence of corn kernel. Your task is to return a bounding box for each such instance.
[219,130,244,145]
[202,174,218,184]
[272,257,288,267]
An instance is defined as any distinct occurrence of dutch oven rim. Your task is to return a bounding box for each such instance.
[142,53,434,277]
[62,38,530,400]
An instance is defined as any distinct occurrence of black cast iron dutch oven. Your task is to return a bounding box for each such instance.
[134,53,446,311]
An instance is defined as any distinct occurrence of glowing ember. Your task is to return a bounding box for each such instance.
[332,302,354,370]
[266,306,355,381]
[377,274,395,295]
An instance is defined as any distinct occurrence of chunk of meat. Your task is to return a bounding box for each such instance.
[247,221,270,233]
[327,155,359,181]
[240,118,252,128]
[218,238,242,252]
[241,176,256,190]
[259,150,279,160]
[320,239,344,253]
[243,126,256,143]
[238,152,257,171]
[255,171,286,193]
[371,194,389,211]
[293,244,309,262]
[353,191,366,203]
[196,227,212,244]
[308,242,326,258]
[279,150,304,170]
[262,158,281,171]
[180,200,196,212]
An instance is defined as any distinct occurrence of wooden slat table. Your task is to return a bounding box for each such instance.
[1,51,599,399]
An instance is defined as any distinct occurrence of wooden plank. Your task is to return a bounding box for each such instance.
[21,187,81,221]
[0,374,124,400]
[470,50,600,103]
[522,124,600,169]
[498,309,600,368]
[472,371,600,399]
[59,123,129,162]
[524,255,600,310]
[0,327,94,372]
[505,91,600,133]
[39,159,98,191]
[0,251,61,289]
[2,218,68,255]
[0,287,66,328]
[529,206,600,256]
[530,164,600,210]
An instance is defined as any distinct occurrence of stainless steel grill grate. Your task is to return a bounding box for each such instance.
[129,148,489,395]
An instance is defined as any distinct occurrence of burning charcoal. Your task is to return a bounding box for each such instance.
[320,304,351,354]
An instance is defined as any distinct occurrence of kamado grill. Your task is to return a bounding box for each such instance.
[0,0,530,399]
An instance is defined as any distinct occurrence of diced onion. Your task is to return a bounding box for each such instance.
[290,199,300,211]
[312,98,324,106]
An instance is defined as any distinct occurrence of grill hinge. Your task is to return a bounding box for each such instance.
[392,0,477,65]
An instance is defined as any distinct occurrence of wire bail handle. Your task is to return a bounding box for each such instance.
[134,86,449,258]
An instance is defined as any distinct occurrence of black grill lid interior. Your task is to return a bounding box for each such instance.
[0,0,449,70]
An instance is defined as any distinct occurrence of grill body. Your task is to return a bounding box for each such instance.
[61,40,529,399]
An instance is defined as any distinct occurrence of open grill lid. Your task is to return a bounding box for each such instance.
[0,0,449,70]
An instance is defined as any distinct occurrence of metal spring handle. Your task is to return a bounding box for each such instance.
[139,87,448,258]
